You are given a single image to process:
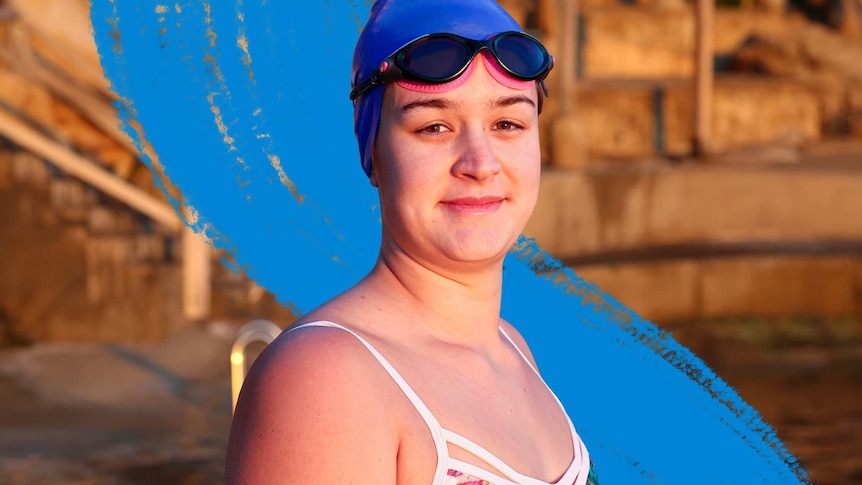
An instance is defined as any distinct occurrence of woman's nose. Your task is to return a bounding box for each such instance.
[452,129,502,182]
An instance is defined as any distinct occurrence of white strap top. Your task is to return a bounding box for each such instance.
[288,320,591,485]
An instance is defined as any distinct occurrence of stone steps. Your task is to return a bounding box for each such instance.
[543,74,822,164]
[577,7,798,79]
[533,4,862,163]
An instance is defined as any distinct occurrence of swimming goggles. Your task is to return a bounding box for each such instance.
[349,31,554,100]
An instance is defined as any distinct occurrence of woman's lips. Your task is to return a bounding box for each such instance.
[440,196,505,214]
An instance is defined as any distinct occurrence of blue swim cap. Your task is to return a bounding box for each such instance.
[351,0,523,178]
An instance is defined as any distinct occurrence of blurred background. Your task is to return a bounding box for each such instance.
[0,0,860,483]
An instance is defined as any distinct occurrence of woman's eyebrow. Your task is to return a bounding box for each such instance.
[494,95,536,108]
[400,98,455,113]
[399,95,535,113]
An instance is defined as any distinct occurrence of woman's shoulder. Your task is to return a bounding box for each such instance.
[241,318,394,404]
[262,284,395,381]
[226,319,402,484]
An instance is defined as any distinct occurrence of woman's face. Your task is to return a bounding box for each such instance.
[372,55,542,272]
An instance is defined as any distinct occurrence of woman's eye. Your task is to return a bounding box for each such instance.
[419,123,450,134]
[495,120,521,131]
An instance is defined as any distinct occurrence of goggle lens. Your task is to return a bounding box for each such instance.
[494,34,547,76]
[402,37,471,81]
[350,32,552,100]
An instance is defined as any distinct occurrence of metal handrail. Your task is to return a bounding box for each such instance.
[230,319,283,413]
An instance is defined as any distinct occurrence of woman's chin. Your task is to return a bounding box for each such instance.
[435,233,520,267]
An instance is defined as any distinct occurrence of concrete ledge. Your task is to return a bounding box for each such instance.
[574,259,700,323]
[648,166,862,245]
[700,256,858,319]
[575,255,860,323]
[525,164,862,258]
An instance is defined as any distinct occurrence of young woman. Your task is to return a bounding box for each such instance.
[226,1,596,483]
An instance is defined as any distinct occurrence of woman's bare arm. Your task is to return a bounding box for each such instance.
[225,327,400,484]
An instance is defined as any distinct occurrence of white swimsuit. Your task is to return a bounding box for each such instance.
[288,321,592,485]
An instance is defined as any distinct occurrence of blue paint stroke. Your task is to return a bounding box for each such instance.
[89,1,808,483]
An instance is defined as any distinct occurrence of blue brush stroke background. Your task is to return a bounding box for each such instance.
[89,1,808,483]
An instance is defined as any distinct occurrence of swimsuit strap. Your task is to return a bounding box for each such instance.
[288,321,590,485]
[444,429,530,482]
[499,326,539,375]
[287,320,450,484]
[498,326,592,485]
[443,425,588,485]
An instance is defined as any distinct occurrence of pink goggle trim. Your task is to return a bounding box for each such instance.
[395,52,534,93]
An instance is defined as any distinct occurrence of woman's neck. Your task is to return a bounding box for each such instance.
[362,244,505,347]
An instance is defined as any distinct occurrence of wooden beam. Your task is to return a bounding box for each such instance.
[694,0,714,156]
[11,50,133,154]
[181,226,212,322]
[557,0,579,117]
[840,0,861,38]
[536,0,556,36]
[0,22,134,158]
[13,15,114,100]
[0,105,181,231]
